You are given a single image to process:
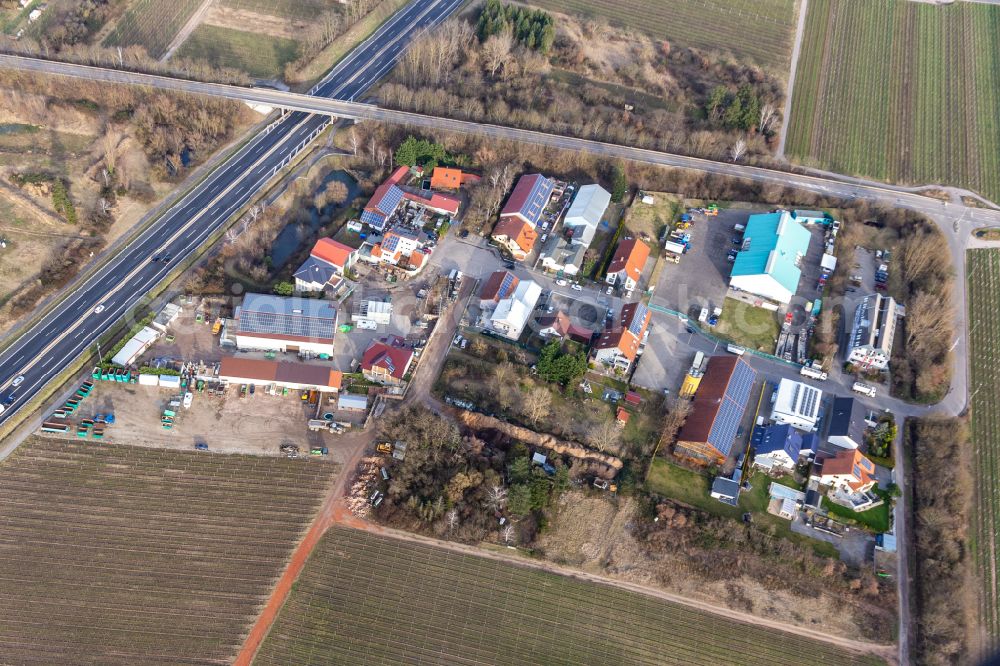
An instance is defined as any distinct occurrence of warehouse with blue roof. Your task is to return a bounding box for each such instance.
[729,211,812,304]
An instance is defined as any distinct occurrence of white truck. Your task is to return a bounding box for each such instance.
[852,381,877,397]
[800,364,828,381]
[698,307,709,323]
[356,319,378,331]
[664,240,686,256]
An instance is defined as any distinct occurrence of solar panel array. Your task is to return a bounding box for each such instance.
[238,306,336,341]
[377,185,404,215]
[799,384,820,417]
[708,360,756,457]
[520,177,554,225]
[361,209,387,229]
[498,272,516,299]
[628,304,649,337]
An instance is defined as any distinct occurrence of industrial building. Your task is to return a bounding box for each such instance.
[847,293,899,370]
[234,293,338,357]
[675,356,757,465]
[562,184,610,246]
[729,211,812,304]
[352,299,393,326]
[827,396,866,449]
[151,303,181,332]
[111,326,160,367]
[770,378,822,431]
[216,357,343,393]
[591,302,651,372]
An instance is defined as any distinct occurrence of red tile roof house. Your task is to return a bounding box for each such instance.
[361,337,414,386]
[536,311,593,344]
[591,302,651,373]
[294,238,357,292]
[605,238,650,292]
[360,166,461,231]
[479,270,520,310]
[491,217,538,261]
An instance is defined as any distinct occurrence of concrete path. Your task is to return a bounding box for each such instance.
[777,0,809,159]
[160,0,215,62]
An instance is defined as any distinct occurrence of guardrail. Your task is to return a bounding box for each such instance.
[645,302,803,369]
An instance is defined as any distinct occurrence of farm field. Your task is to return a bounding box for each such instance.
[254,526,883,665]
[104,0,205,59]
[220,0,338,20]
[786,0,1000,203]
[0,438,336,664]
[967,248,1000,641]
[528,0,797,71]
[176,25,300,79]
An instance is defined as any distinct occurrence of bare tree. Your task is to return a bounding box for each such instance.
[445,508,459,532]
[486,485,508,512]
[502,523,515,545]
[589,420,621,453]
[758,103,777,134]
[730,137,747,162]
[902,232,939,286]
[481,30,513,79]
[522,386,552,425]
[348,127,359,156]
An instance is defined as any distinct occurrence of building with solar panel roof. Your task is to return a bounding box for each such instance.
[234,293,338,356]
[770,378,822,431]
[675,355,757,466]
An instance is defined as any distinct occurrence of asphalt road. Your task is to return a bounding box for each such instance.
[0,0,463,427]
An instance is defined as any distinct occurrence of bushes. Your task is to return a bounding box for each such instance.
[535,340,586,385]
[909,416,973,664]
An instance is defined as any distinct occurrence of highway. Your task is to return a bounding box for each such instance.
[0,0,464,427]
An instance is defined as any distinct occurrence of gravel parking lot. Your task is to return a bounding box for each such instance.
[64,382,358,462]
[652,207,762,317]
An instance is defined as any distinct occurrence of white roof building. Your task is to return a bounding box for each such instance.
[770,378,822,431]
[847,293,899,371]
[488,279,542,341]
[563,184,610,247]
[111,326,160,367]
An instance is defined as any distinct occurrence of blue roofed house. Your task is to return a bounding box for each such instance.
[729,211,812,304]
[751,423,817,473]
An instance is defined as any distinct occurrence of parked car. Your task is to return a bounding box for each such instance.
[194,443,209,451]
[571,283,583,291]
[460,338,468,350]
[459,229,469,238]
[605,286,613,295]
[555,279,568,286]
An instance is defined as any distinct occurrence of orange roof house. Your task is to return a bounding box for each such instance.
[491,217,538,261]
[591,302,651,372]
[813,448,877,493]
[431,167,480,190]
[311,238,355,269]
[605,238,650,290]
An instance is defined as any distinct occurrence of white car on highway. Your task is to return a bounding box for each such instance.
[94,304,105,314]
[12,375,24,387]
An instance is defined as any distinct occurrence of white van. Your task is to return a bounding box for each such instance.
[698,307,709,323]
[356,319,378,331]
[726,344,746,356]
[734,224,746,232]
[852,381,877,397]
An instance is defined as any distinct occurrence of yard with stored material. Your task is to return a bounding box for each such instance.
[0,438,336,664]
[528,0,797,71]
[786,0,1000,203]
[254,525,887,665]
[968,248,1000,643]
